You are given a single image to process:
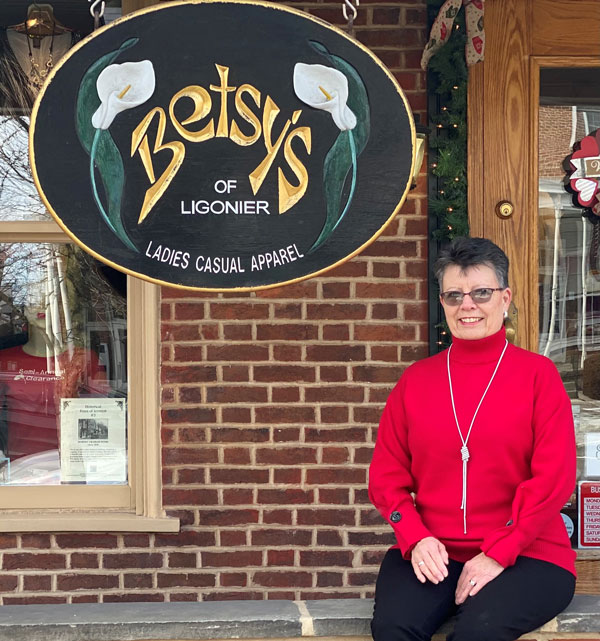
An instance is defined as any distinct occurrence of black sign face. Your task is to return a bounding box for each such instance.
[31,0,415,291]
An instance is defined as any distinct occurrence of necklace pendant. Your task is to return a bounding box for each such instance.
[460,444,470,462]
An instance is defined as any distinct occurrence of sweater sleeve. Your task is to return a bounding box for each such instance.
[480,357,576,567]
[368,377,434,558]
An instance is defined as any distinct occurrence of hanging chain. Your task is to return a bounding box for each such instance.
[342,0,359,36]
[89,0,106,30]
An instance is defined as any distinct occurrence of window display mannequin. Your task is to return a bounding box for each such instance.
[0,4,79,111]
[0,305,106,461]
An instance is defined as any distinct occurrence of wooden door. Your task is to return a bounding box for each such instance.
[469,0,600,590]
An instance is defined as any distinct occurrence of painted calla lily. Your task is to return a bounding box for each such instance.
[91,60,155,130]
[293,62,356,131]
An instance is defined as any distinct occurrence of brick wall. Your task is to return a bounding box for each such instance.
[539,105,587,178]
[0,0,429,604]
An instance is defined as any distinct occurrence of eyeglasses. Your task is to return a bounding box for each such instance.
[440,287,504,306]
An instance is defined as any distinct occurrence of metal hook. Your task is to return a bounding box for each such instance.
[89,0,105,18]
[342,0,359,22]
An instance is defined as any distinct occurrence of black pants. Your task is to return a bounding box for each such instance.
[371,549,575,641]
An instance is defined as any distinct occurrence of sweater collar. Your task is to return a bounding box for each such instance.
[449,327,508,364]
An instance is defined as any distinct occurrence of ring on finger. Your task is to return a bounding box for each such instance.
[417,561,425,566]
[469,579,477,586]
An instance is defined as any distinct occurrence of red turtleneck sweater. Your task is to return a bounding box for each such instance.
[368,328,576,575]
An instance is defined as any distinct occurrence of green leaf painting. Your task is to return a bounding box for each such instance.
[308,40,370,253]
[76,38,139,252]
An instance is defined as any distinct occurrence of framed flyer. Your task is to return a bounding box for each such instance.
[60,398,127,484]
[579,481,600,547]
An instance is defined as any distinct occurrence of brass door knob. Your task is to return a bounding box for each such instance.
[495,201,514,219]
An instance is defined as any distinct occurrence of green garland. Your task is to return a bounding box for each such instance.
[427,0,469,242]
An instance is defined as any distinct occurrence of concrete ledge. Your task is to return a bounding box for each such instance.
[0,597,598,641]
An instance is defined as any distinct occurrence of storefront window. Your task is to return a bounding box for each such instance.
[0,243,127,486]
[538,66,600,546]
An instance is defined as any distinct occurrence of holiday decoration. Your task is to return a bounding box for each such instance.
[565,128,600,217]
[421,0,485,69]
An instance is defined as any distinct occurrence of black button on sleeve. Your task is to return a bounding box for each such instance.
[390,511,402,523]
[506,519,513,526]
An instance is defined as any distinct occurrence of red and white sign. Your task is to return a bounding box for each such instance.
[579,481,600,547]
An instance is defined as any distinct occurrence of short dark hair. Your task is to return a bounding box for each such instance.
[433,237,509,290]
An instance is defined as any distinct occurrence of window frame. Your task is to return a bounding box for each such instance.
[0,221,177,532]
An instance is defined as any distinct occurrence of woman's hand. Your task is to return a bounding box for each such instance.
[455,552,504,604]
[411,536,449,584]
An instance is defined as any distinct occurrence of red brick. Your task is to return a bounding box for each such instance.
[322,282,351,298]
[162,408,217,425]
[406,261,428,278]
[161,303,171,320]
[157,573,215,588]
[317,530,344,546]
[256,282,317,299]
[306,386,364,403]
[354,489,372,504]
[263,509,294,525]
[57,574,119,590]
[210,304,269,319]
[173,345,203,361]
[253,571,312,588]
[306,345,365,362]
[360,509,387,527]
[256,324,318,340]
[348,571,379,586]
[210,427,269,442]
[21,534,51,549]
[0,575,18,591]
[393,71,417,90]
[203,591,263,601]
[251,529,312,546]
[272,387,300,402]
[210,468,269,484]
[274,468,302,484]
[72,595,99,603]
[161,324,199,341]
[163,447,218,465]
[376,50,402,68]
[353,365,403,383]
[223,488,254,504]
[178,427,208,443]
[169,553,197,568]
[362,550,387,566]
[370,345,398,362]
[4,596,67,604]
[154,530,216,547]
[297,509,355,526]
[220,530,247,546]
[174,303,205,320]
[254,365,315,383]
[221,572,247,587]
[306,304,366,320]
[104,593,164,602]
[220,409,253,423]
[163,488,220,507]
[406,8,427,24]
[223,447,252,465]
[401,344,429,362]
[162,366,217,384]
[222,365,250,382]
[202,551,263,567]
[122,534,151,547]
[207,386,268,403]
[355,282,417,299]
[300,591,358,600]
[355,324,415,342]
[354,446,375,464]
[268,550,295,566]
[405,217,427,236]
[306,6,366,25]
[198,510,259,526]
[319,366,348,382]
[322,325,350,341]
[356,28,421,47]
[223,324,253,340]
[257,489,313,504]
[305,428,367,442]
[56,534,118,549]
[273,344,303,361]
[372,263,400,279]
[71,553,100,569]
[300,551,354,566]
[372,7,401,25]
[254,406,315,424]
[273,303,302,319]
[124,573,153,589]
[3,553,66,570]
[306,468,366,485]
[103,553,163,569]
[170,593,199,602]
[206,345,269,361]
[256,447,317,465]
[321,448,350,465]
[317,572,344,587]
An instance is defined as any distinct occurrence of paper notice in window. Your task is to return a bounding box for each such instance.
[59,398,127,484]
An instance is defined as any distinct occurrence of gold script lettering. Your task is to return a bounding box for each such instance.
[230,84,262,146]
[169,85,215,143]
[278,125,311,214]
[131,107,186,224]
[209,64,236,138]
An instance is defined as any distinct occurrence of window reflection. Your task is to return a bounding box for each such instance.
[0,243,127,485]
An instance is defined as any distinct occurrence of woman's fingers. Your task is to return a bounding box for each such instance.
[411,537,449,584]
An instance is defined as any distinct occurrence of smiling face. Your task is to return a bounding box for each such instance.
[440,264,512,340]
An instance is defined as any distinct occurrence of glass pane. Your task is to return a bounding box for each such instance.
[0,243,127,485]
[538,67,600,547]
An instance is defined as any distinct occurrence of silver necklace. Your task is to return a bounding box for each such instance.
[447,339,508,534]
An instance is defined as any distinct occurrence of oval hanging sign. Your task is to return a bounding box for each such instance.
[31,0,415,291]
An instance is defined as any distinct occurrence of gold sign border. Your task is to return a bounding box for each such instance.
[29,0,416,293]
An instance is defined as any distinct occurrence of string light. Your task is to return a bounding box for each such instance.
[441,106,448,111]
[437,124,443,129]
[447,207,453,212]
[452,85,459,90]
[431,162,437,168]
[454,177,460,182]
[452,123,458,128]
